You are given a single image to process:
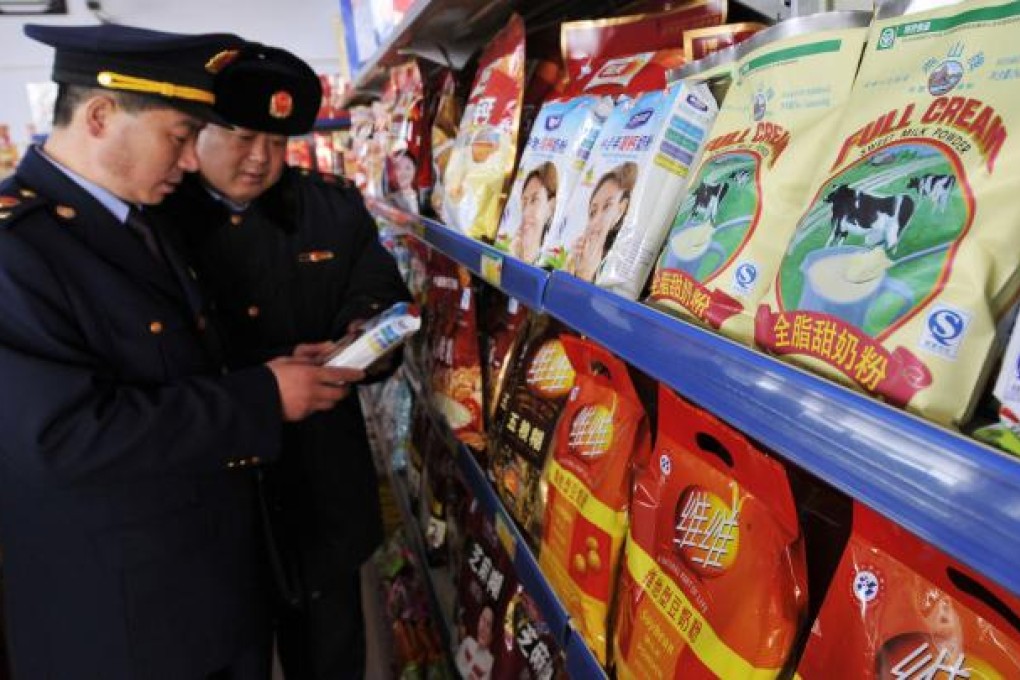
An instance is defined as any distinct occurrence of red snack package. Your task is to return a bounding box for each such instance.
[538,337,651,665]
[427,257,485,451]
[490,315,577,545]
[615,386,808,678]
[797,503,1020,679]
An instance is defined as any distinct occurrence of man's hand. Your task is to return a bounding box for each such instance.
[292,340,340,364]
[266,357,366,422]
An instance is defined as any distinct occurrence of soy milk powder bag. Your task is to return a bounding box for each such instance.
[756,0,1020,426]
[649,12,871,339]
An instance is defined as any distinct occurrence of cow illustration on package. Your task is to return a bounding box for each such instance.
[691,180,730,225]
[823,183,916,253]
[908,173,956,213]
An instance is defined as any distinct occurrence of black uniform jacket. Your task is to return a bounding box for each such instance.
[0,147,283,680]
[160,168,410,582]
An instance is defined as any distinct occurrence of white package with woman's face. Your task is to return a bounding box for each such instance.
[538,82,717,288]
[495,95,613,264]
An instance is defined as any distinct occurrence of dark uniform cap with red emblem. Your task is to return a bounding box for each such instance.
[212,43,322,136]
[23,22,245,123]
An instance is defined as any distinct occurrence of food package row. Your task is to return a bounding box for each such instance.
[399,267,1020,677]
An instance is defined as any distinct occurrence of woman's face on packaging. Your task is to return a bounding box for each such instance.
[520,174,554,259]
[394,154,416,191]
[587,176,627,241]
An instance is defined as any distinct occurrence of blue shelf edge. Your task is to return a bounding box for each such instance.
[543,271,1020,598]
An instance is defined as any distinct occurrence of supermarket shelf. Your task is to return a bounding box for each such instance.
[543,272,1020,597]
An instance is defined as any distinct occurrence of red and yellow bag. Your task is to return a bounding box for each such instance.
[797,503,1020,679]
[615,387,807,678]
[538,337,651,665]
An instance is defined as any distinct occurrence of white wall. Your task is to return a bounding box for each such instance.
[0,0,344,147]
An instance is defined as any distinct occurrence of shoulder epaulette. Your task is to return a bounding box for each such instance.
[0,188,51,230]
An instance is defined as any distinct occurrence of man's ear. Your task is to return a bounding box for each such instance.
[80,94,118,138]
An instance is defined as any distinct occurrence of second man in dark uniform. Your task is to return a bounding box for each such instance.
[157,44,411,679]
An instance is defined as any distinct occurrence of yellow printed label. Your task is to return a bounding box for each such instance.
[617,541,781,679]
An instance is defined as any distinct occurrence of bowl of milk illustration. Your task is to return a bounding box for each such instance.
[798,245,913,329]
[668,222,726,277]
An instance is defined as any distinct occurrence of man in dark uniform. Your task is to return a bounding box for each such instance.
[157,45,411,679]
[0,24,359,680]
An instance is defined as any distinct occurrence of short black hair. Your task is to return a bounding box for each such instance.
[51,83,173,127]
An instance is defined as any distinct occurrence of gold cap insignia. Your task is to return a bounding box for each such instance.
[205,49,241,74]
[0,196,20,209]
[269,90,294,119]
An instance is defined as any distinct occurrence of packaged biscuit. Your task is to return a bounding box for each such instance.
[442,15,526,241]
[538,337,651,665]
[455,498,564,680]
[797,502,1020,680]
[428,259,485,451]
[591,74,719,297]
[650,13,871,337]
[495,95,614,263]
[684,22,766,61]
[491,316,578,545]
[756,0,1020,426]
[429,70,462,217]
[615,387,807,679]
[543,79,716,287]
